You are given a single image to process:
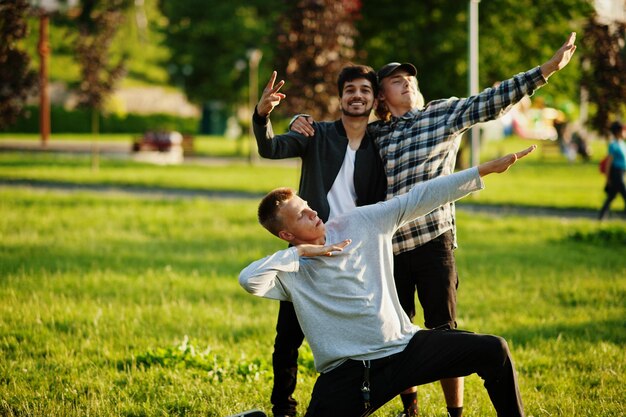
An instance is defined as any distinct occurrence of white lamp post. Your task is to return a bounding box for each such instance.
[247,49,263,164]
[468,0,480,167]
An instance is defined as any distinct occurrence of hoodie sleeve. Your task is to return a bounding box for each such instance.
[239,247,300,301]
[355,167,484,235]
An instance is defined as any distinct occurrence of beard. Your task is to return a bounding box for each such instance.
[340,102,373,118]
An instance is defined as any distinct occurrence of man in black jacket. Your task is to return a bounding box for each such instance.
[252,65,387,417]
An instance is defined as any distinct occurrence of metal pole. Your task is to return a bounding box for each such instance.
[248,49,262,164]
[38,13,50,147]
[468,0,480,167]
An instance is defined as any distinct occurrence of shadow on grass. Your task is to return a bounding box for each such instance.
[503,317,626,347]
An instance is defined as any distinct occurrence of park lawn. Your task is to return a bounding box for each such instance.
[0,187,624,416]
[0,135,619,213]
[0,152,299,196]
[0,133,258,158]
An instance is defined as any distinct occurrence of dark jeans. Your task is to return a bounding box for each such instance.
[394,230,458,329]
[271,301,304,416]
[599,166,626,219]
[305,329,525,417]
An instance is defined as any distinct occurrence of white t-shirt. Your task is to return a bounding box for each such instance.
[327,145,357,219]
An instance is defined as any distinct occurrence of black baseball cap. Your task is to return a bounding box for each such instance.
[377,62,417,81]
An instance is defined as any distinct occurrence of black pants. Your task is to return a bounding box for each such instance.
[305,329,525,417]
[394,230,458,329]
[271,301,304,416]
[599,166,626,219]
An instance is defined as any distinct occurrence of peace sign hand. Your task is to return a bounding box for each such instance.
[257,71,287,117]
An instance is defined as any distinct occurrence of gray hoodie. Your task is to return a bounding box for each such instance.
[239,167,483,373]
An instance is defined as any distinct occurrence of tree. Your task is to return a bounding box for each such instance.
[72,0,129,169]
[274,0,360,119]
[158,0,360,120]
[580,15,626,135]
[157,0,283,107]
[356,0,593,105]
[0,0,38,129]
[74,0,128,114]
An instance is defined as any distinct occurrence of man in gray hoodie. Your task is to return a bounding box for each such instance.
[240,146,535,417]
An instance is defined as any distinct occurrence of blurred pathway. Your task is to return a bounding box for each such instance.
[1,178,616,220]
[1,139,623,220]
[0,138,297,167]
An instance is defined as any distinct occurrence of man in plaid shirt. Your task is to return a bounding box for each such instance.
[291,32,577,417]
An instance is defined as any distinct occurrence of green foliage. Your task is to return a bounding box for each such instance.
[0,0,38,128]
[18,0,598,124]
[134,336,271,383]
[0,105,199,134]
[21,0,170,87]
[357,0,593,105]
[133,335,317,383]
[580,15,626,134]
[569,228,626,245]
[74,0,130,110]
[273,0,358,119]
[157,0,284,105]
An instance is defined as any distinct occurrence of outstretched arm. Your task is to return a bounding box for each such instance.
[443,33,577,136]
[540,32,577,79]
[478,145,536,176]
[365,145,537,231]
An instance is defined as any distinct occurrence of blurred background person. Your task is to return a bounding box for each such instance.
[599,121,626,220]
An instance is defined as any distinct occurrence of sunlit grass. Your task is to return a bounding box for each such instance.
[1,134,618,212]
[0,187,624,416]
[0,151,299,195]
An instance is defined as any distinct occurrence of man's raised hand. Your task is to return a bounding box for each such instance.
[540,32,577,79]
[478,145,536,177]
[297,239,352,258]
[257,71,287,117]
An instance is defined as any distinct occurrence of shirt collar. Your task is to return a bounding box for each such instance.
[390,109,419,126]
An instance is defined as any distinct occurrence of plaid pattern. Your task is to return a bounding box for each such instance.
[372,66,546,254]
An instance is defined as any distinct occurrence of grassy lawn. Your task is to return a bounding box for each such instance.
[0,134,621,213]
[0,185,624,416]
[0,152,299,196]
[0,133,255,158]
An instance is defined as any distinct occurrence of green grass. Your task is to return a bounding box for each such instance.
[0,151,298,195]
[1,135,621,213]
[0,133,260,158]
[0,187,624,416]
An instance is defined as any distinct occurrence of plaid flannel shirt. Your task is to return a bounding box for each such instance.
[372,66,547,254]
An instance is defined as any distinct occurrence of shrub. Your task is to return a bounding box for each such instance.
[1,105,199,134]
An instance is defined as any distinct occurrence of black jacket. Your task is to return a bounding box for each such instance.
[253,109,387,222]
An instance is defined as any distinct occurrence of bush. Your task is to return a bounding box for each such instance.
[1,105,199,134]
